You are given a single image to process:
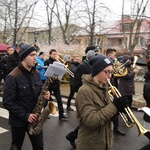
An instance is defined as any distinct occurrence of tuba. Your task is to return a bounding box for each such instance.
[28,77,56,135]
[107,79,149,137]
[113,58,129,77]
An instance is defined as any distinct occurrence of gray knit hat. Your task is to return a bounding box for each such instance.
[86,50,96,60]
[19,44,37,60]
[89,54,113,77]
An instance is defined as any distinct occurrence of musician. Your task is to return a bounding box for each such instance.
[3,44,50,150]
[66,55,80,111]
[36,51,47,83]
[44,49,69,120]
[66,50,96,148]
[75,54,128,150]
[118,55,138,108]
[106,48,126,136]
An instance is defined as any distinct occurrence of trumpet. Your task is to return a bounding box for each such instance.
[107,79,149,137]
[132,55,139,69]
[55,55,74,78]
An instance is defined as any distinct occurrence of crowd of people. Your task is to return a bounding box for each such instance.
[0,43,150,150]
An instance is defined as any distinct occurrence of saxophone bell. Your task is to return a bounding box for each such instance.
[28,101,56,135]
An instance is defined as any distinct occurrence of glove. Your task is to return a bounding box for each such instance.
[113,96,129,113]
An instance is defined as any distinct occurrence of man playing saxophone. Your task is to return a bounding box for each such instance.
[3,43,50,150]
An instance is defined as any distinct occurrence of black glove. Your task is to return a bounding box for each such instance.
[113,96,129,113]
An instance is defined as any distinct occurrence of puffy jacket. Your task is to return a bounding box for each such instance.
[3,63,43,127]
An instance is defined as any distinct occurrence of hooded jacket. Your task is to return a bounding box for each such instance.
[75,74,118,150]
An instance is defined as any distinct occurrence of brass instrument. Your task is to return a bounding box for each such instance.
[55,55,74,78]
[132,55,139,69]
[113,58,129,77]
[28,77,56,135]
[107,79,149,136]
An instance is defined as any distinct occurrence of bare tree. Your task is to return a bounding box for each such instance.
[44,0,56,45]
[75,0,110,47]
[0,0,39,45]
[121,0,149,53]
[53,0,76,44]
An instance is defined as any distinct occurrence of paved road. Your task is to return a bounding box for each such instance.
[0,92,150,150]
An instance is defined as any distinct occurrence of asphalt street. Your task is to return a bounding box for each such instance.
[0,85,150,150]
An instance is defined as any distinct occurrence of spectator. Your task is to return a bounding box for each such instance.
[6,44,20,76]
[0,47,14,80]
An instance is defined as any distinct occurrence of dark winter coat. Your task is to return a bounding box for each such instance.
[44,57,60,89]
[118,67,135,96]
[6,51,20,76]
[3,63,43,127]
[0,54,9,80]
[75,75,118,150]
[74,59,91,92]
[143,72,150,122]
[69,61,80,85]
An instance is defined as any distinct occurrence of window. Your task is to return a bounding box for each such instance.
[119,39,122,45]
[120,23,132,31]
[136,37,144,46]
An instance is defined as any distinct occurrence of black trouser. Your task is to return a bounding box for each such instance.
[67,125,80,141]
[67,84,75,107]
[49,86,64,117]
[125,95,133,108]
[113,116,119,130]
[10,126,44,150]
[139,143,150,150]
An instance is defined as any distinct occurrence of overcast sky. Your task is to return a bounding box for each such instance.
[32,0,148,28]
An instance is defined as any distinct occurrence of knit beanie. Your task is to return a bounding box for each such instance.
[86,50,96,60]
[89,54,113,77]
[19,44,37,61]
[85,46,98,54]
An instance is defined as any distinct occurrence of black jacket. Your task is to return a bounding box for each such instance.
[44,57,60,89]
[6,51,20,76]
[69,61,80,86]
[74,59,91,92]
[3,63,43,127]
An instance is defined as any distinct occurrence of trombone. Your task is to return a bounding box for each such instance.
[55,55,74,78]
[107,79,149,137]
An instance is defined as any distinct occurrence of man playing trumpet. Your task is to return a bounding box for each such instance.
[44,49,69,120]
[75,54,129,150]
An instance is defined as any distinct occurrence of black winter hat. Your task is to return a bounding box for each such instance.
[89,54,113,77]
[85,46,98,54]
[19,44,37,61]
[38,51,44,56]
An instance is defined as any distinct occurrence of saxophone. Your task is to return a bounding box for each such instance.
[28,77,56,135]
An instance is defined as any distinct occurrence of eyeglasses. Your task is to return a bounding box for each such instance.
[102,70,113,75]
